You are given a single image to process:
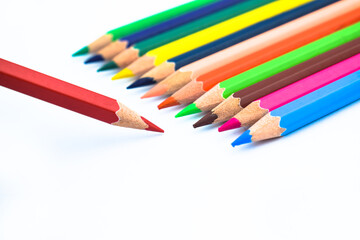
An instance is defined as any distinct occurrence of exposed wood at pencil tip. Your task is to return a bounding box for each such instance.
[173,79,206,105]
[141,61,176,82]
[250,113,286,142]
[97,40,128,59]
[89,35,113,52]
[112,101,148,130]
[113,47,140,68]
[195,84,226,112]
[162,70,193,94]
[128,55,156,75]
[234,100,269,129]
[212,95,242,124]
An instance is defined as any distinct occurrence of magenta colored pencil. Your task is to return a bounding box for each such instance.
[262,54,360,110]
[220,53,360,131]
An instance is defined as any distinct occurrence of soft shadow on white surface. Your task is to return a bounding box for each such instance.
[1,0,360,240]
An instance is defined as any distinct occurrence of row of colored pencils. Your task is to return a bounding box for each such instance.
[74,0,360,145]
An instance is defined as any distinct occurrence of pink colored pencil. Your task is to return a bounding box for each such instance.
[219,53,360,131]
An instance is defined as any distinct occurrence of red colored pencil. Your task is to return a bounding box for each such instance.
[0,58,163,133]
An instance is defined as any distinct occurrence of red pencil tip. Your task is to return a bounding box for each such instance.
[218,118,241,132]
[158,97,180,109]
[141,117,164,133]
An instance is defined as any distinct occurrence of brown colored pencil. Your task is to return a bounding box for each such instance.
[194,37,360,128]
[229,54,360,138]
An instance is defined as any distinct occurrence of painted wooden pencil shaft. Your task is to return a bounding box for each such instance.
[91,0,242,62]
[146,0,310,66]
[0,59,163,132]
[139,0,337,87]
[232,70,360,146]
[225,53,360,132]
[100,0,274,72]
[73,0,216,55]
[198,37,360,129]
[112,0,311,79]
[177,21,360,118]
[163,0,360,110]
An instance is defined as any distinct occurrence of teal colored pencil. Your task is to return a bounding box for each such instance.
[98,0,273,71]
[72,0,215,56]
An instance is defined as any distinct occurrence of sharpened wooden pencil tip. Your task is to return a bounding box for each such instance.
[141,117,164,133]
[98,61,118,72]
[175,103,201,118]
[127,77,157,89]
[112,68,134,80]
[231,130,252,147]
[158,97,180,109]
[142,84,167,98]
[84,54,104,64]
[72,46,89,56]
[193,112,218,128]
[219,118,241,132]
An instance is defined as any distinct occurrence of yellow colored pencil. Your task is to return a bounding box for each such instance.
[112,0,311,80]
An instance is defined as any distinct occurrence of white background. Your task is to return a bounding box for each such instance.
[1,0,360,239]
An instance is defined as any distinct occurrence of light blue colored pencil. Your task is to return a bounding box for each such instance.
[232,70,360,146]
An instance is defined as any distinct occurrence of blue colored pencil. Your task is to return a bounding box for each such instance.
[85,0,242,64]
[232,70,360,146]
[130,0,338,88]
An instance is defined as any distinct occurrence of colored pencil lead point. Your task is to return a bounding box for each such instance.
[218,118,241,132]
[127,77,156,89]
[141,84,167,98]
[97,61,119,72]
[84,55,105,64]
[175,103,201,118]
[193,112,217,128]
[72,46,89,57]
[112,68,135,80]
[141,117,164,133]
[157,97,180,109]
[231,130,252,147]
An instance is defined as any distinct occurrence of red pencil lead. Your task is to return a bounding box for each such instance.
[141,117,164,133]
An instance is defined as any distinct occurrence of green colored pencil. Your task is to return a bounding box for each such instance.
[73,0,215,56]
[176,21,360,117]
[98,0,274,71]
